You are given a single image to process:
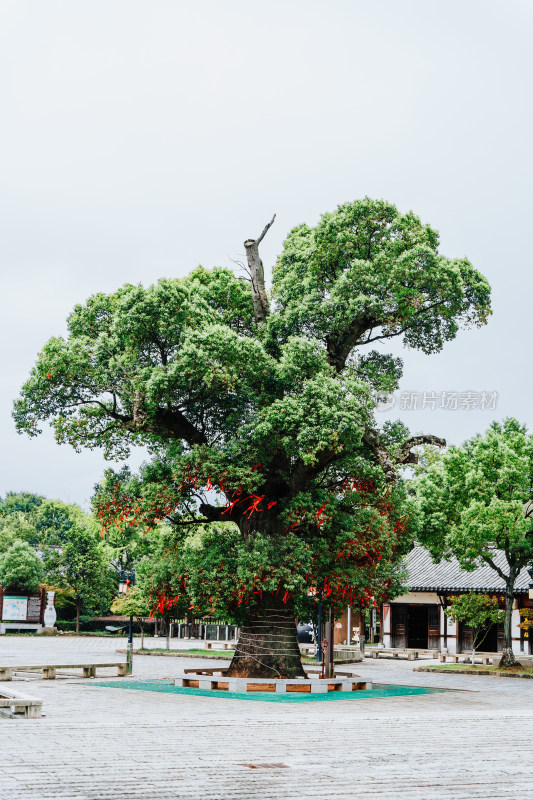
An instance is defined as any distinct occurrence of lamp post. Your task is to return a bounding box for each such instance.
[316,592,323,663]
[118,569,135,675]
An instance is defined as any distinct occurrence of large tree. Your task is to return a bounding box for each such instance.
[415,418,533,668]
[14,199,491,677]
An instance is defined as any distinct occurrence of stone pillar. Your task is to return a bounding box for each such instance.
[511,606,521,654]
[446,616,457,653]
[382,603,391,648]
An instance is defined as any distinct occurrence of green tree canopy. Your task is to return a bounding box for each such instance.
[0,512,38,553]
[46,518,115,632]
[0,540,44,593]
[415,418,533,667]
[14,199,491,677]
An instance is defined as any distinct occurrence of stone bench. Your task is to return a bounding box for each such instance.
[183,667,228,675]
[0,687,43,718]
[305,667,360,679]
[0,622,42,635]
[0,662,127,680]
[205,642,234,651]
[370,649,419,661]
[439,653,496,666]
[175,671,372,694]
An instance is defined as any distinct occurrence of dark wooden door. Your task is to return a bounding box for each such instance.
[497,623,504,652]
[428,605,440,649]
[407,605,429,649]
[459,623,472,653]
[391,605,407,648]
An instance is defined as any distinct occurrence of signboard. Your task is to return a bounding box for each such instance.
[519,608,533,639]
[27,596,42,620]
[2,596,28,621]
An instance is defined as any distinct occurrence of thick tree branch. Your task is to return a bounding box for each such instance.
[199,502,229,523]
[398,435,447,465]
[363,430,446,483]
[244,214,275,324]
[289,450,338,495]
[482,554,509,583]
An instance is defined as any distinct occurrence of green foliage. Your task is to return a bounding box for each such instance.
[0,492,44,516]
[14,199,491,621]
[271,199,490,364]
[110,585,151,618]
[416,419,533,569]
[0,512,38,553]
[0,540,44,593]
[416,418,533,662]
[48,518,115,615]
[445,594,504,652]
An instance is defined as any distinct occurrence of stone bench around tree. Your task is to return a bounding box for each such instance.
[176,669,371,693]
[0,687,43,718]
[0,662,127,680]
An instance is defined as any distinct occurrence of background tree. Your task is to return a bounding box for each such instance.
[416,418,533,668]
[0,512,38,553]
[47,518,115,632]
[0,491,44,517]
[445,594,504,666]
[110,586,152,648]
[0,540,44,593]
[14,199,491,677]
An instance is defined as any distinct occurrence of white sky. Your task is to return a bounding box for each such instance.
[1,0,531,507]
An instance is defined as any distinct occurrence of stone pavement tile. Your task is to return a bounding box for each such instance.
[0,638,532,800]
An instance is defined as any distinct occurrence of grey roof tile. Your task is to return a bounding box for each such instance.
[406,545,530,593]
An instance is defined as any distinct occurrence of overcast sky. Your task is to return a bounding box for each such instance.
[1,0,531,508]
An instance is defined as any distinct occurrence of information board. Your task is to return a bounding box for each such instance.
[27,596,41,620]
[2,596,28,621]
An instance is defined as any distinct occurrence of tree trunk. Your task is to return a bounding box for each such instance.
[75,599,81,634]
[244,214,275,325]
[499,580,521,668]
[225,592,306,678]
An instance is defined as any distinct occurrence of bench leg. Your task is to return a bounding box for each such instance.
[407,653,414,661]
[43,668,56,679]
[117,664,126,677]
[0,669,12,681]
[22,704,41,719]
[371,652,378,659]
[82,667,96,678]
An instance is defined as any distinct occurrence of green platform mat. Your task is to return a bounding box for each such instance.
[83,678,447,703]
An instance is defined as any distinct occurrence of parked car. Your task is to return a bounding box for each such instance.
[296,621,314,643]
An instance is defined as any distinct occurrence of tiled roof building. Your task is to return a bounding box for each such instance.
[379,546,532,655]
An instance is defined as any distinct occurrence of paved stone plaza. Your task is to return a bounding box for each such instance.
[0,636,532,800]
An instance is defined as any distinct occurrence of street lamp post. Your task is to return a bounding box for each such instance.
[118,569,136,675]
[316,592,323,663]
